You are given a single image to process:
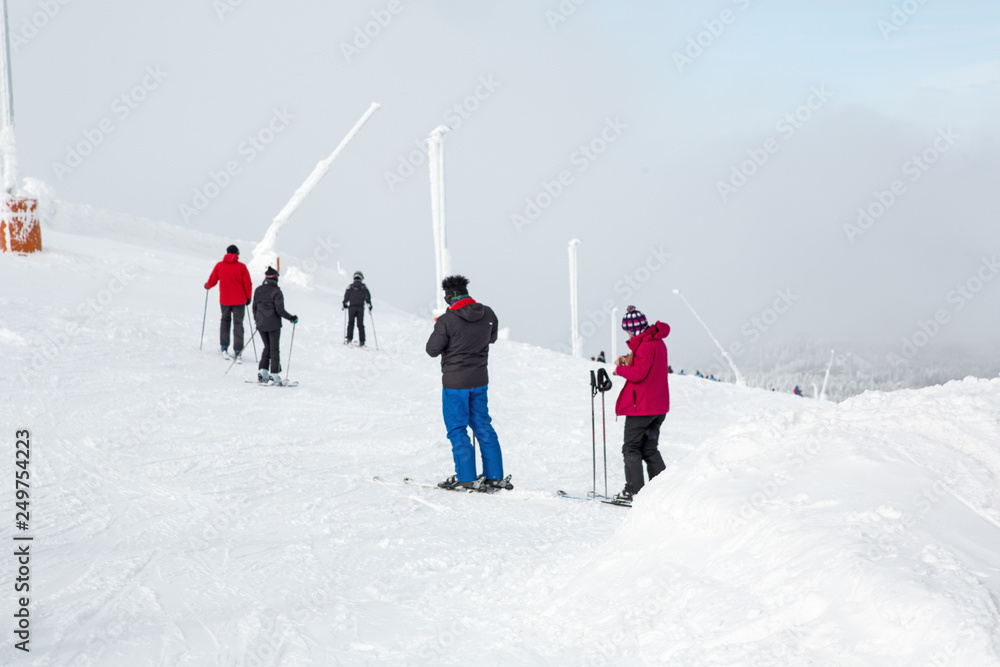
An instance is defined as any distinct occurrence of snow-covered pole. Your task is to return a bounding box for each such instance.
[610,306,619,363]
[251,102,381,272]
[819,348,835,401]
[428,125,451,314]
[0,0,18,194]
[673,288,745,386]
[568,239,583,358]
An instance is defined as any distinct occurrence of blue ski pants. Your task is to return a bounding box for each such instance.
[442,385,503,482]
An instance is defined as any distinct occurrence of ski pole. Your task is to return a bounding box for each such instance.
[225,326,258,376]
[602,390,608,498]
[286,321,297,381]
[343,308,347,343]
[590,371,598,497]
[368,307,379,350]
[200,289,209,350]
[245,305,258,364]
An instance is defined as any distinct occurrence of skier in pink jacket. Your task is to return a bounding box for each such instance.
[613,305,670,502]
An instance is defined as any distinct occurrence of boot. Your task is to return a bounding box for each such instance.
[257,369,270,383]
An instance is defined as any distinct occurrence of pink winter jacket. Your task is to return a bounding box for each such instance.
[614,321,670,417]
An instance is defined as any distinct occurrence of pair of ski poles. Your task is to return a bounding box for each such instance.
[200,291,258,361]
[342,306,379,350]
[223,304,262,375]
[590,368,614,498]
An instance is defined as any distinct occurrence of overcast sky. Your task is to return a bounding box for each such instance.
[9,0,1000,368]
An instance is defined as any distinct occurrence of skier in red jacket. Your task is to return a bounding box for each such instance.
[204,244,254,361]
[613,305,670,502]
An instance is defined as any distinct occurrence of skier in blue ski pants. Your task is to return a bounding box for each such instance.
[443,386,502,481]
[426,275,505,489]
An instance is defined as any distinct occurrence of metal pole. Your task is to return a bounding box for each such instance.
[200,290,209,350]
[368,308,378,351]
[246,305,258,363]
[602,392,608,498]
[428,125,450,315]
[285,321,297,381]
[0,0,18,194]
[568,239,582,358]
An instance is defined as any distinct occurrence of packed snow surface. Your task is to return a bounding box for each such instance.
[3,206,1000,665]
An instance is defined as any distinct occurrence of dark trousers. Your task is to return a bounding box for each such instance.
[622,414,667,495]
[220,304,245,351]
[258,329,281,374]
[346,306,366,345]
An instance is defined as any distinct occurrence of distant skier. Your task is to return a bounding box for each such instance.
[252,266,298,385]
[343,271,372,347]
[204,244,253,362]
[596,351,606,363]
[793,385,803,396]
[425,275,505,491]
[612,306,670,503]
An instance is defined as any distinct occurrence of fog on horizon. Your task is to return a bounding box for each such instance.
[9,0,1000,371]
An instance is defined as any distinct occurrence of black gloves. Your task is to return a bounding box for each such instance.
[246,298,252,306]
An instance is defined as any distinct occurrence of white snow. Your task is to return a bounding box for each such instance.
[3,203,1000,665]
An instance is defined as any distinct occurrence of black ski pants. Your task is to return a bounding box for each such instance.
[622,413,667,495]
[220,304,245,351]
[258,329,282,374]
[346,305,366,345]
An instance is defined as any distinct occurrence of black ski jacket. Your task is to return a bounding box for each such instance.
[343,280,372,308]
[253,279,296,332]
[425,298,498,389]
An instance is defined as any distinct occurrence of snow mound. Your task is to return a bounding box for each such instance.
[530,377,1000,664]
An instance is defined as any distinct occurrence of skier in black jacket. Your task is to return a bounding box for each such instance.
[425,275,505,491]
[343,271,372,347]
[252,266,298,385]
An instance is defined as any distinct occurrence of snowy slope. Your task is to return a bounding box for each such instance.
[3,206,1000,666]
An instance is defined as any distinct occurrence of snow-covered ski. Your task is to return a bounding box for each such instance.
[244,380,299,387]
[556,490,630,507]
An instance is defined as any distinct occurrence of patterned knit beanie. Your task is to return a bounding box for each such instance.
[264,266,279,279]
[621,305,648,335]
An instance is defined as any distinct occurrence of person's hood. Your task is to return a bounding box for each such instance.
[450,297,485,322]
[626,321,670,350]
[223,253,239,264]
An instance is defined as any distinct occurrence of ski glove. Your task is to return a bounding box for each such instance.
[246,298,252,306]
[292,316,299,323]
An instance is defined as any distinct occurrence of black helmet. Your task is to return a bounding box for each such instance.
[353,271,364,281]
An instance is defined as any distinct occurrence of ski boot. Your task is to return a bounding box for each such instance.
[482,475,514,491]
[221,346,231,360]
[257,369,270,384]
[437,475,481,492]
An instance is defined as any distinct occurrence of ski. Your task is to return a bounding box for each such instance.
[244,380,299,387]
[373,476,513,494]
[556,490,630,507]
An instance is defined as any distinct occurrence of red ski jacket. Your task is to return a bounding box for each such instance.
[205,253,253,306]
[614,321,671,417]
